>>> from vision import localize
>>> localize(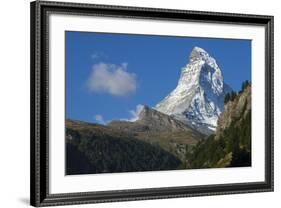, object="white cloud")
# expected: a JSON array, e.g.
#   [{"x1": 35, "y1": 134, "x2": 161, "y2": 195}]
[
  {"x1": 127, "y1": 104, "x2": 144, "y2": 122},
  {"x1": 87, "y1": 63, "x2": 137, "y2": 96},
  {"x1": 94, "y1": 114, "x2": 105, "y2": 124}
]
